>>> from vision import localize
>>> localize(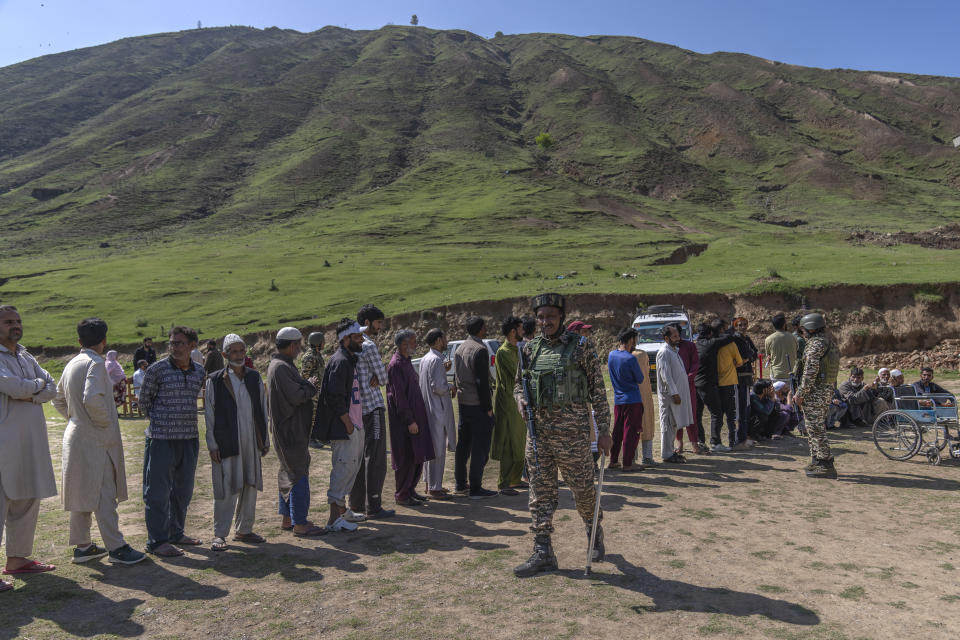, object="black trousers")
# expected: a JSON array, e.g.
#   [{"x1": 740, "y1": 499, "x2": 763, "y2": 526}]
[
  {"x1": 696, "y1": 385, "x2": 720, "y2": 445},
  {"x1": 349, "y1": 408, "x2": 388, "y2": 513},
  {"x1": 735, "y1": 379, "x2": 751, "y2": 443},
  {"x1": 455, "y1": 404, "x2": 493, "y2": 492},
  {"x1": 696, "y1": 392, "x2": 707, "y2": 444},
  {"x1": 710, "y1": 385, "x2": 738, "y2": 446}
]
